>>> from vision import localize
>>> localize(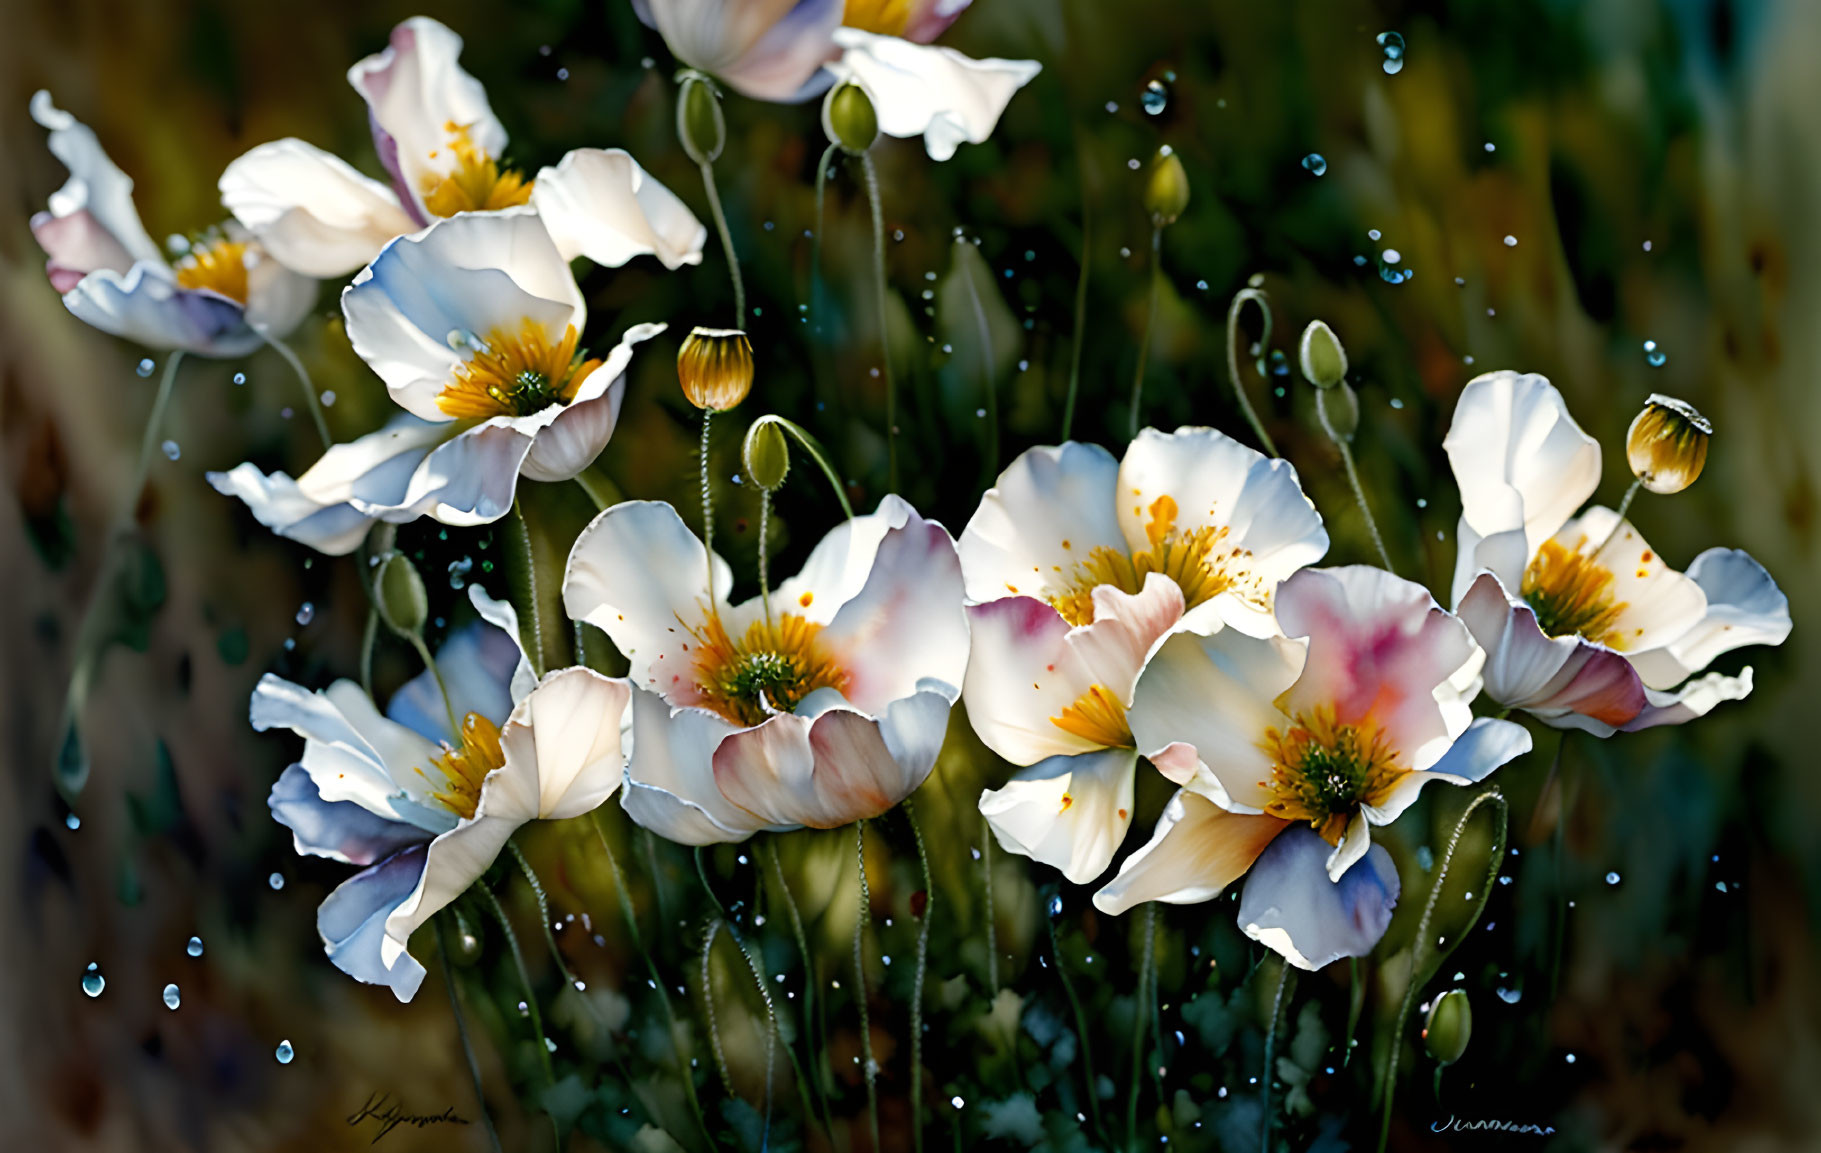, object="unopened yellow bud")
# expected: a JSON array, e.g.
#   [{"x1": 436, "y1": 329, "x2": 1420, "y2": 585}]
[
  {"x1": 743, "y1": 416, "x2": 790, "y2": 491},
  {"x1": 1422, "y1": 989, "x2": 1472, "y2": 1066},
  {"x1": 677, "y1": 73, "x2": 725, "y2": 165},
  {"x1": 1298, "y1": 320, "x2": 1348, "y2": 389},
  {"x1": 823, "y1": 82, "x2": 879, "y2": 155},
  {"x1": 1144, "y1": 146, "x2": 1190, "y2": 226},
  {"x1": 677, "y1": 327, "x2": 753, "y2": 412},
  {"x1": 1626, "y1": 394, "x2": 1710, "y2": 495}
]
